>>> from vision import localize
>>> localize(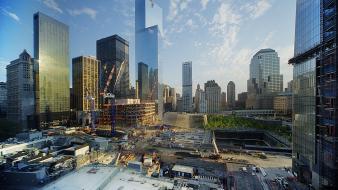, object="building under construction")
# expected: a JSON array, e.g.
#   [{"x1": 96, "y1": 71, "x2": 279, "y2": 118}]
[
  {"x1": 289, "y1": 0, "x2": 338, "y2": 189},
  {"x1": 96, "y1": 99, "x2": 155, "y2": 135}
]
